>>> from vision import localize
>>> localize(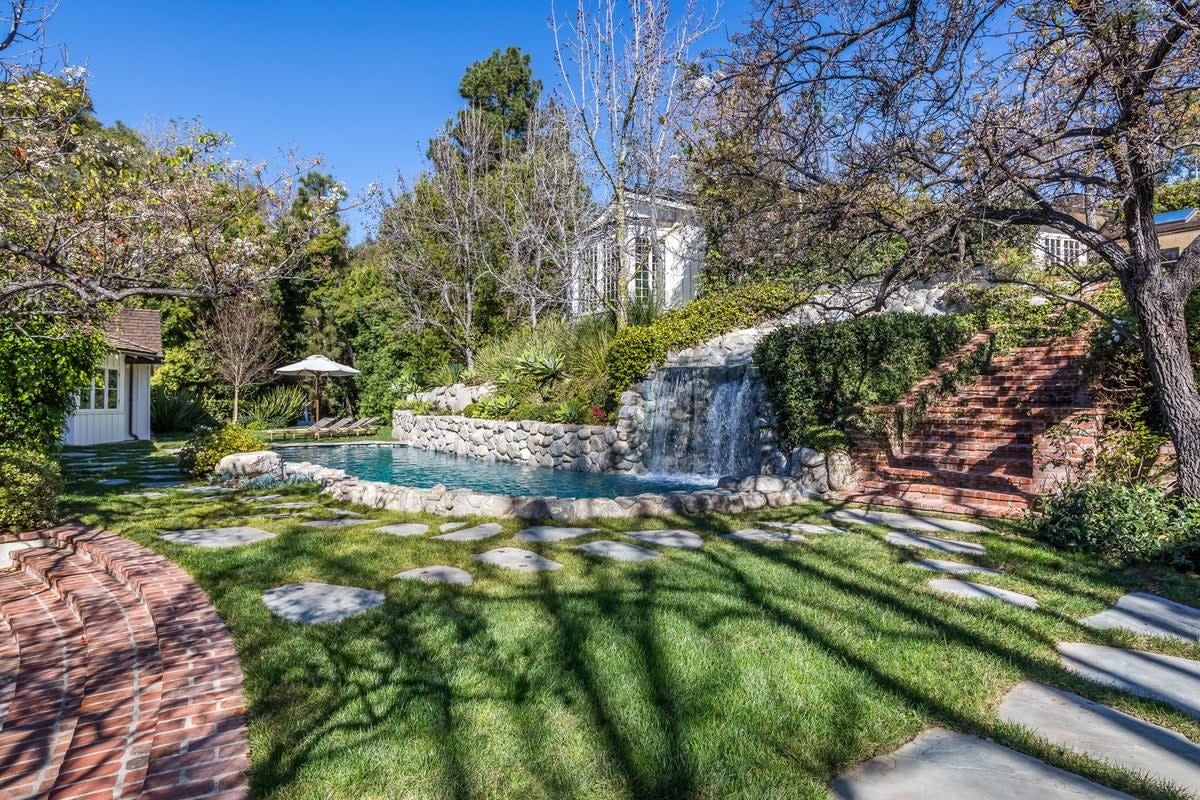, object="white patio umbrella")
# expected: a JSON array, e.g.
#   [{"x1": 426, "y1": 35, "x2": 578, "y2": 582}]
[{"x1": 275, "y1": 355, "x2": 360, "y2": 423}]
